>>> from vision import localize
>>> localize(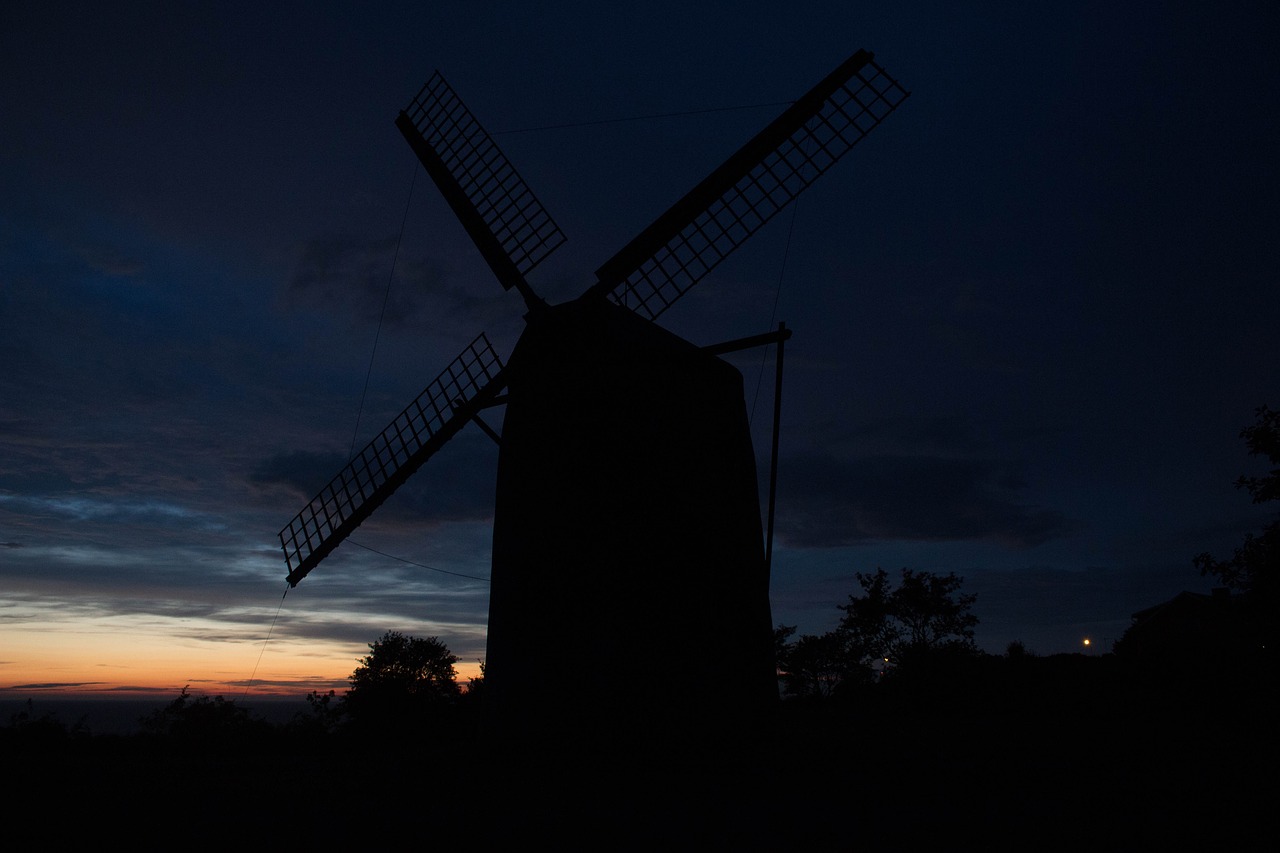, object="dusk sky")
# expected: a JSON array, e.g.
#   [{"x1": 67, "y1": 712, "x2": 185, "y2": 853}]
[{"x1": 3, "y1": 2, "x2": 1277, "y2": 704}]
